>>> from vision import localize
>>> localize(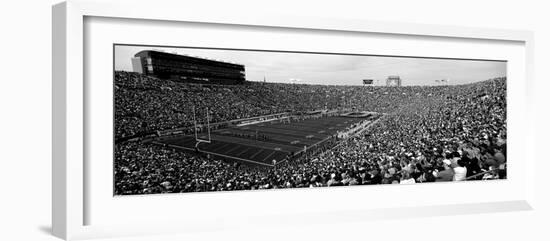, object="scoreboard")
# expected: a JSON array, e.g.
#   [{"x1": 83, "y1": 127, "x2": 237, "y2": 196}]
[{"x1": 363, "y1": 79, "x2": 374, "y2": 85}]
